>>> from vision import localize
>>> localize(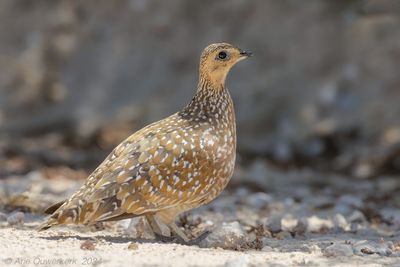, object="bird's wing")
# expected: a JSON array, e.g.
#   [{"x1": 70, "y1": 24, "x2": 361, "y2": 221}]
[{"x1": 56, "y1": 115, "x2": 219, "y2": 224}]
